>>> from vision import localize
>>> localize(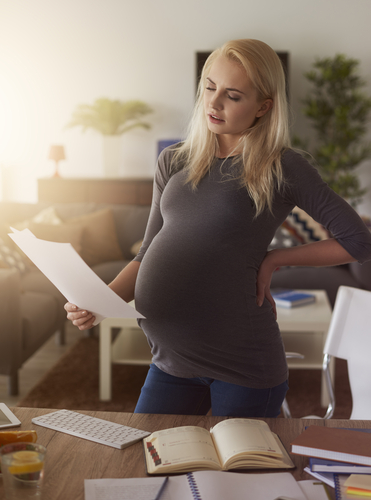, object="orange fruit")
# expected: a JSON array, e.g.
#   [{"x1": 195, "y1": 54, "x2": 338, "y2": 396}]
[
  {"x1": 0, "y1": 430, "x2": 37, "y2": 446},
  {"x1": 7, "y1": 450, "x2": 43, "y2": 475}
]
